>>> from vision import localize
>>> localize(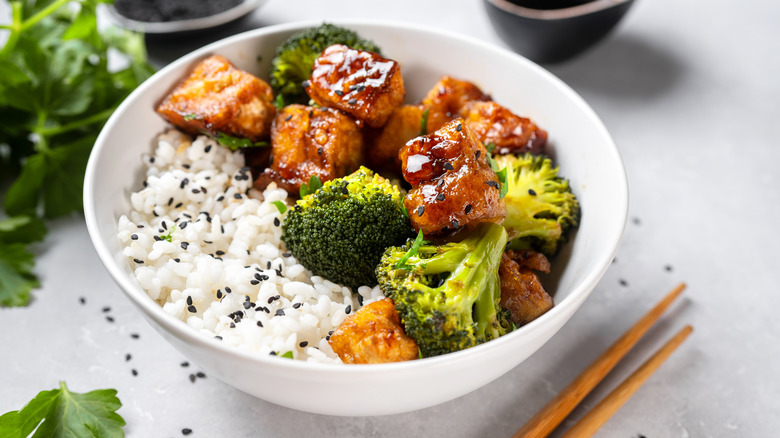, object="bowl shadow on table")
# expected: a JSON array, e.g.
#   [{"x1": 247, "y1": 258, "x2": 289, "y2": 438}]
[{"x1": 544, "y1": 34, "x2": 686, "y2": 102}]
